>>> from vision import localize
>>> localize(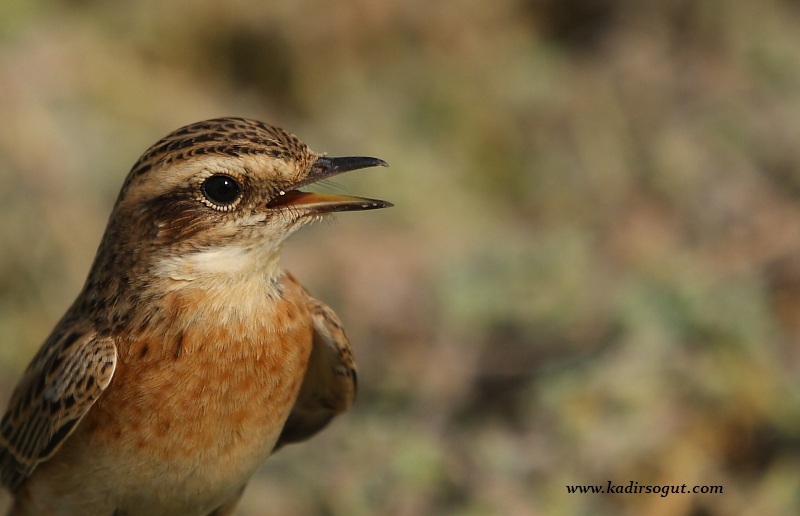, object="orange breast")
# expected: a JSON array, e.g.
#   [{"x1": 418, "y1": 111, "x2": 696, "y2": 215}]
[{"x1": 83, "y1": 278, "x2": 314, "y2": 490}]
